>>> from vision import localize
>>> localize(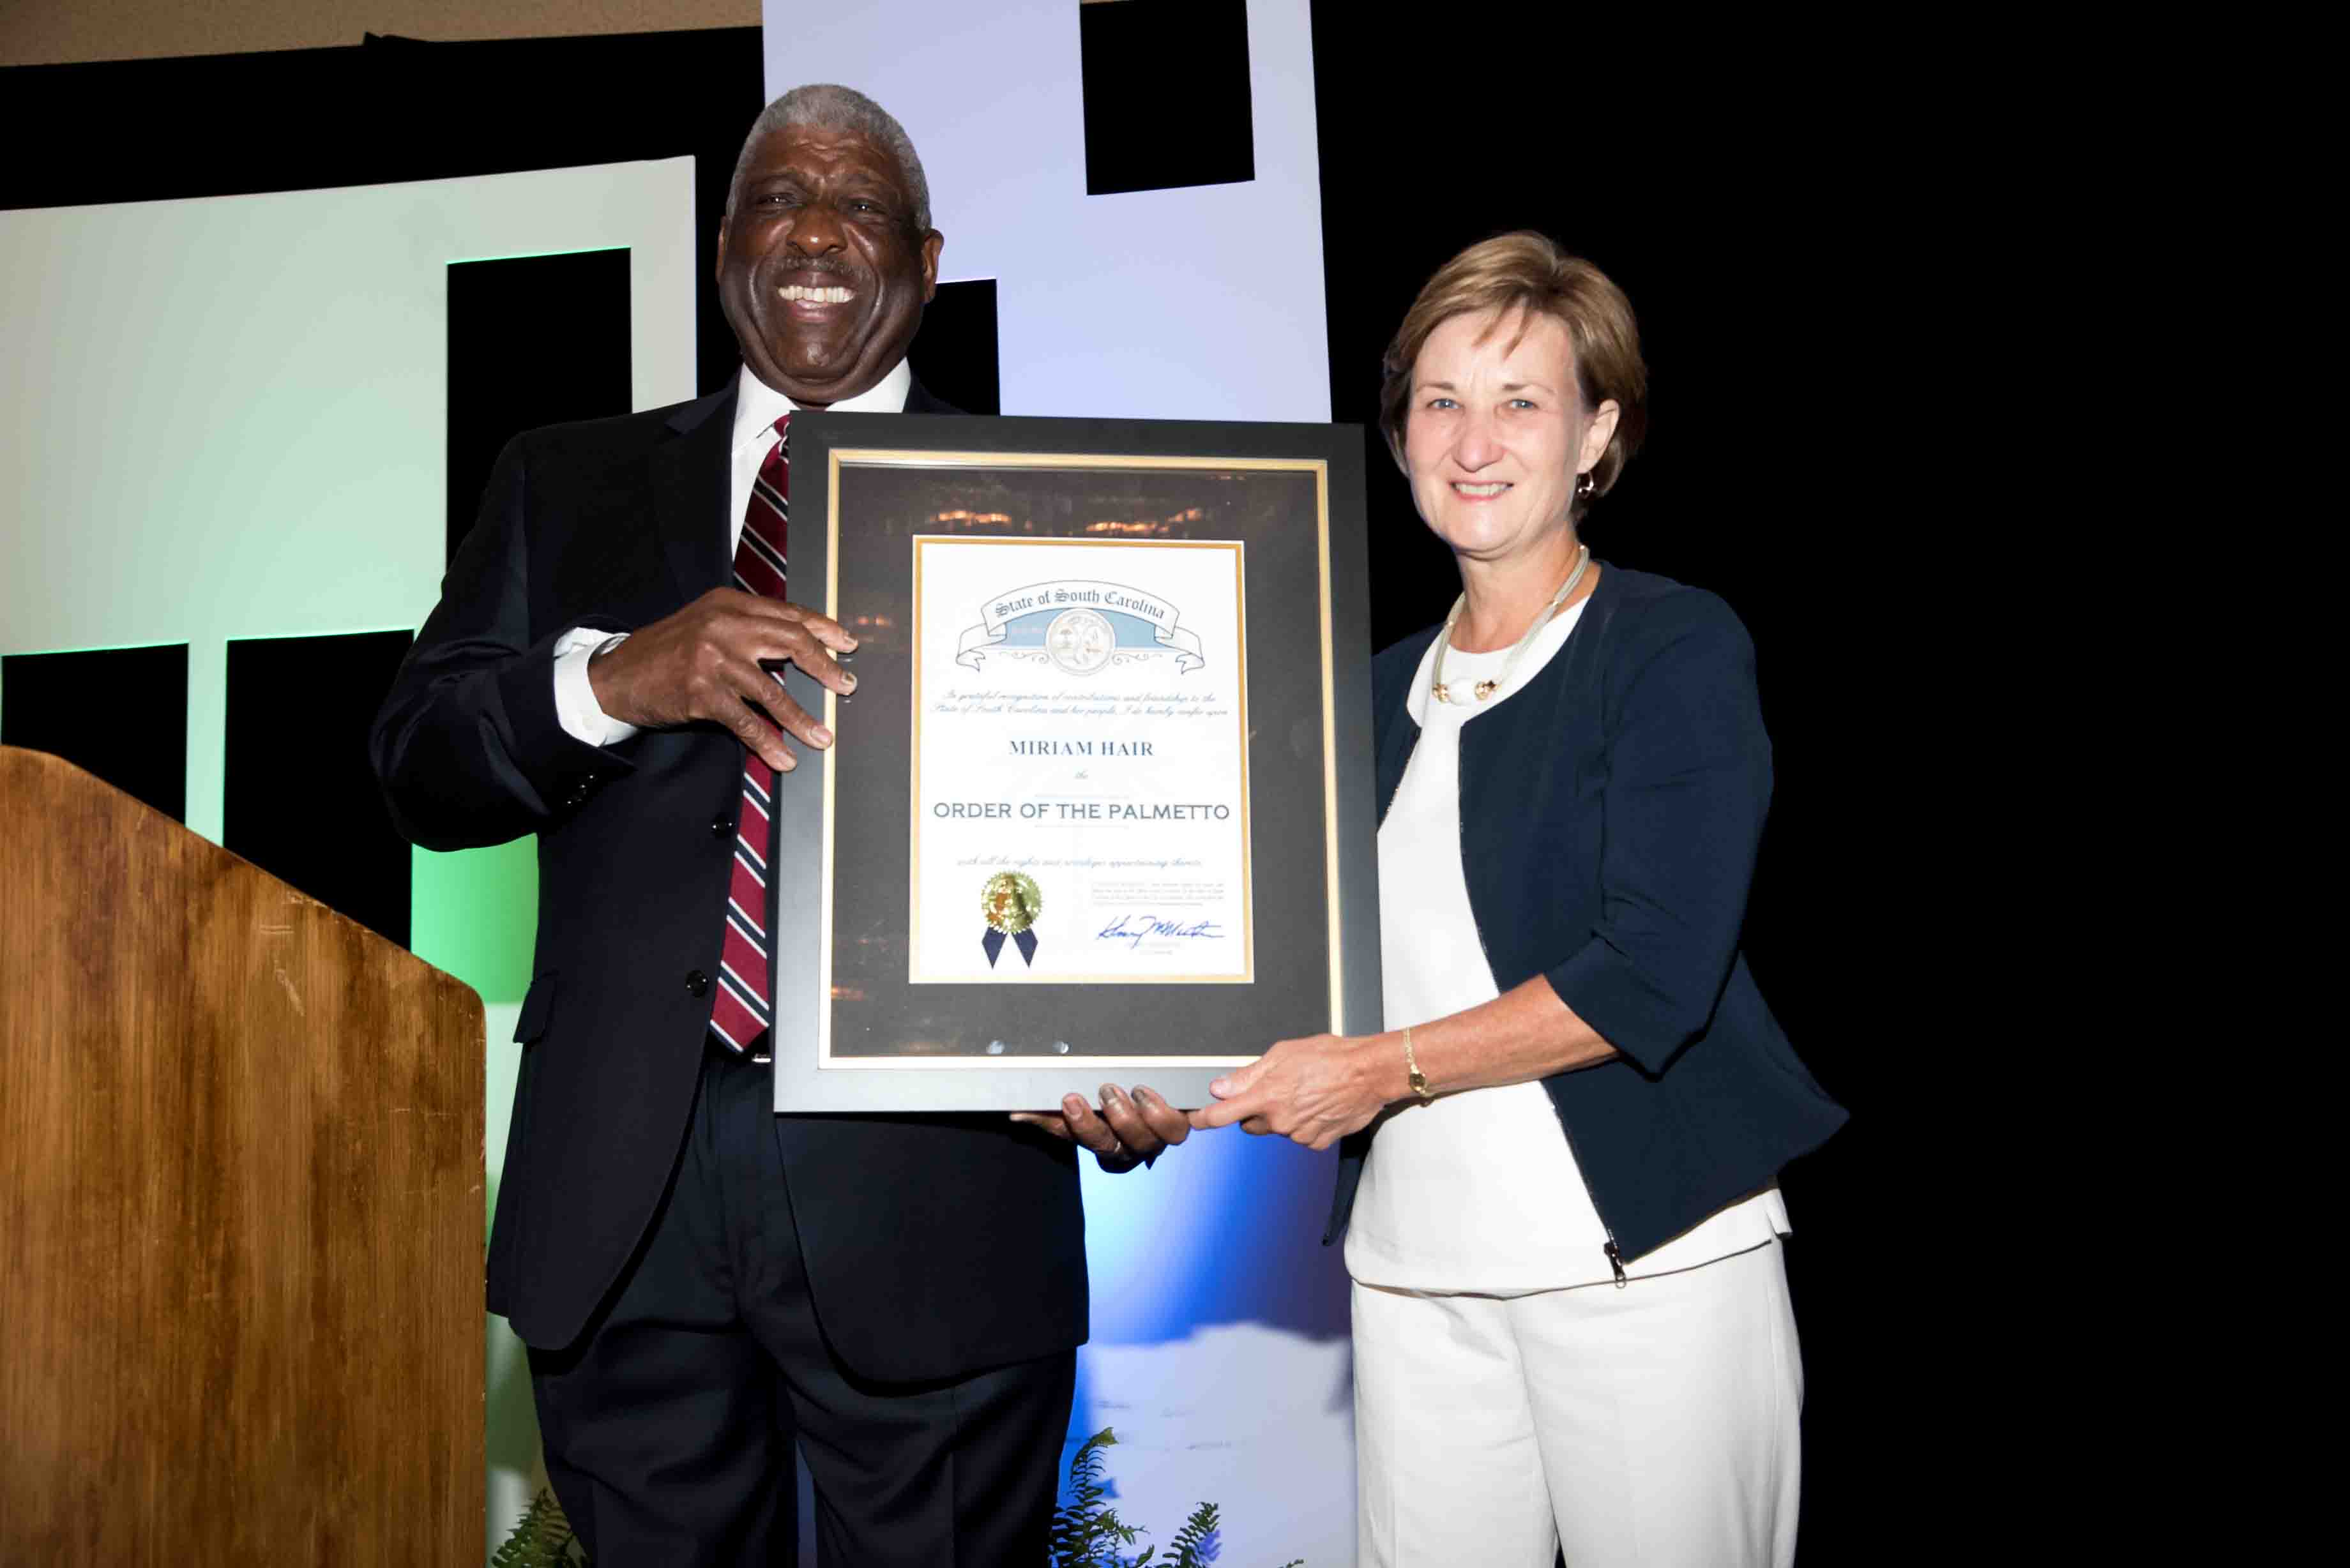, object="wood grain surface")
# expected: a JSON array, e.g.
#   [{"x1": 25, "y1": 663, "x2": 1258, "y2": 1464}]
[{"x1": 1, "y1": 746, "x2": 485, "y2": 1563}]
